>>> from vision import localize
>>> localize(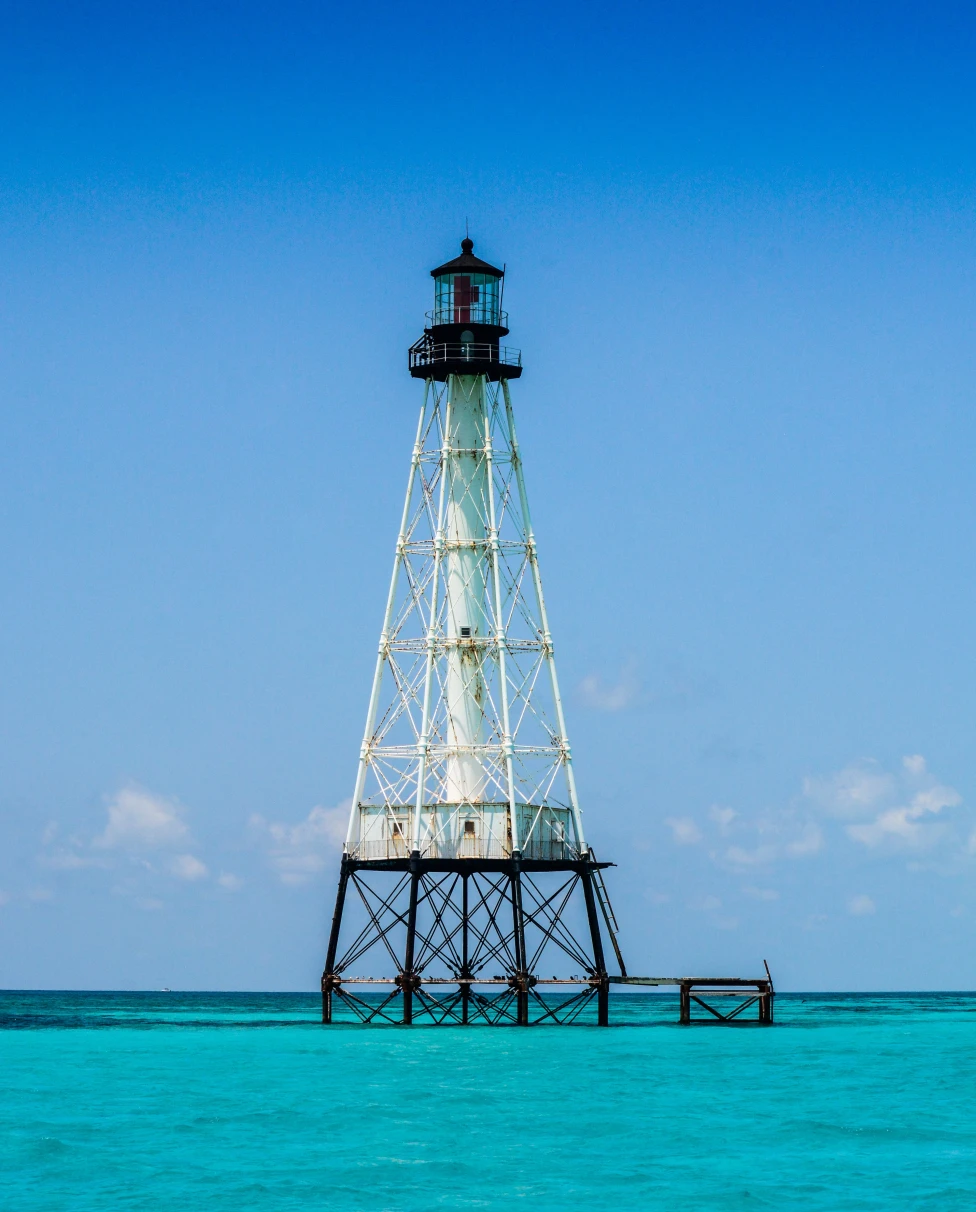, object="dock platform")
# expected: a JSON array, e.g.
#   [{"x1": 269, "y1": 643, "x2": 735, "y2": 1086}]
[{"x1": 611, "y1": 962, "x2": 775, "y2": 1023}]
